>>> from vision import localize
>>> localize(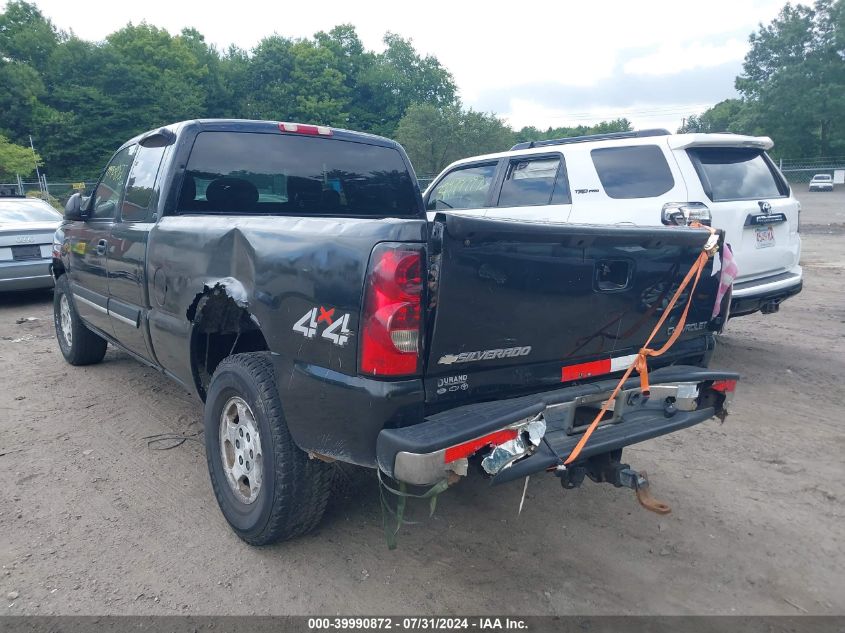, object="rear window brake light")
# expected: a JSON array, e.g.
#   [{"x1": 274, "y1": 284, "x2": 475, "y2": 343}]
[{"x1": 278, "y1": 122, "x2": 332, "y2": 136}]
